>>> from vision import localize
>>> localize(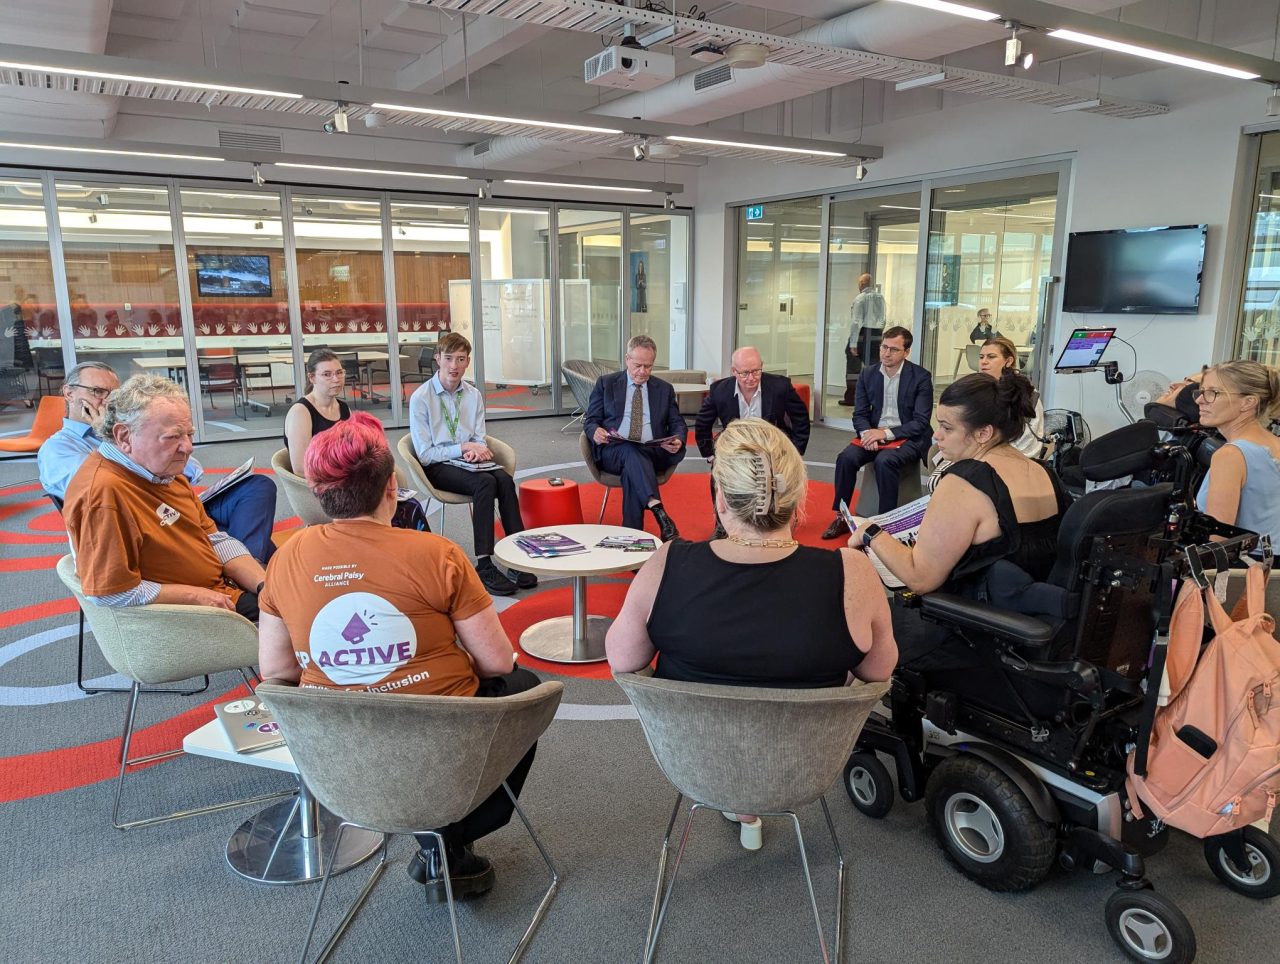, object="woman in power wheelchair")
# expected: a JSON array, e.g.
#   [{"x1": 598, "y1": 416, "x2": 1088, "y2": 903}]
[{"x1": 845, "y1": 419, "x2": 1278, "y2": 964}]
